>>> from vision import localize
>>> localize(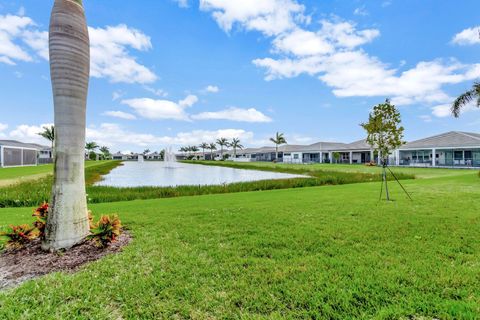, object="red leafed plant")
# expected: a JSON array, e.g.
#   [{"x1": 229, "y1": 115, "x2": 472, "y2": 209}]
[
  {"x1": 88, "y1": 215, "x2": 122, "y2": 247},
  {"x1": 0, "y1": 224, "x2": 38, "y2": 249},
  {"x1": 32, "y1": 202, "x2": 49, "y2": 239}
]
